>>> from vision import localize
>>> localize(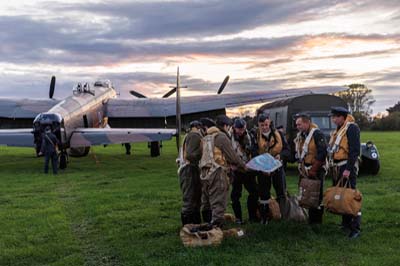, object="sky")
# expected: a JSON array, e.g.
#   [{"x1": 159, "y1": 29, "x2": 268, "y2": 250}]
[{"x1": 0, "y1": 0, "x2": 399, "y2": 114}]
